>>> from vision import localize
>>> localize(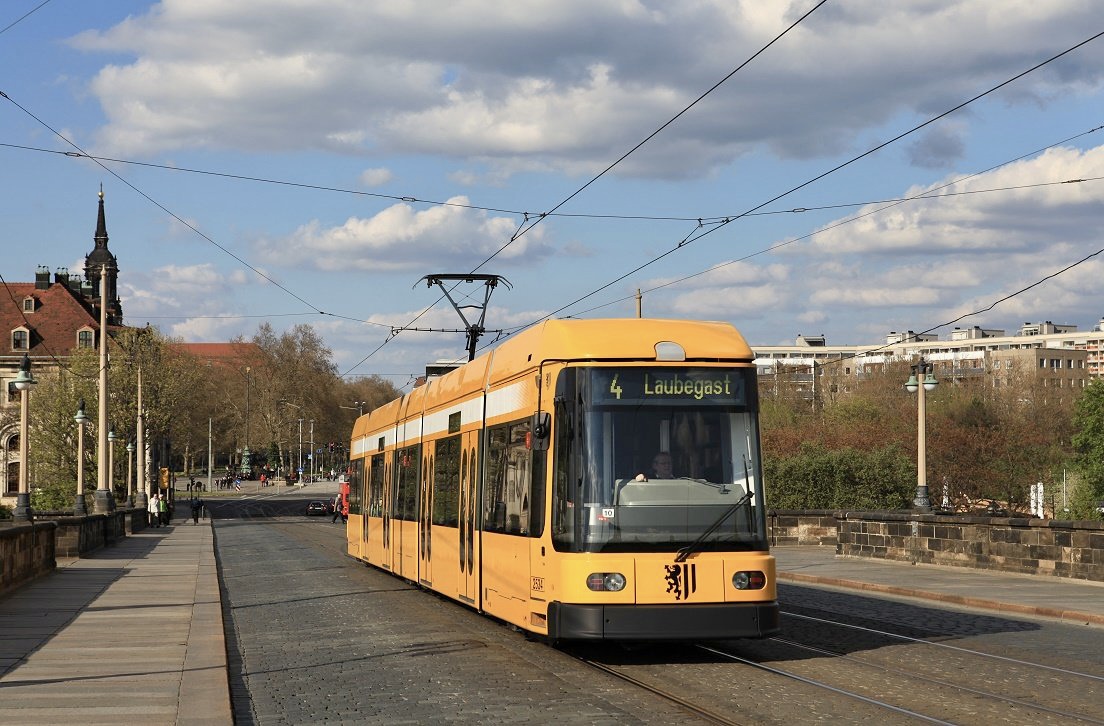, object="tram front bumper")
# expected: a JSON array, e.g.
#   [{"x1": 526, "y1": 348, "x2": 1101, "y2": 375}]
[{"x1": 546, "y1": 601, "x2": 780, "y2": 641}]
